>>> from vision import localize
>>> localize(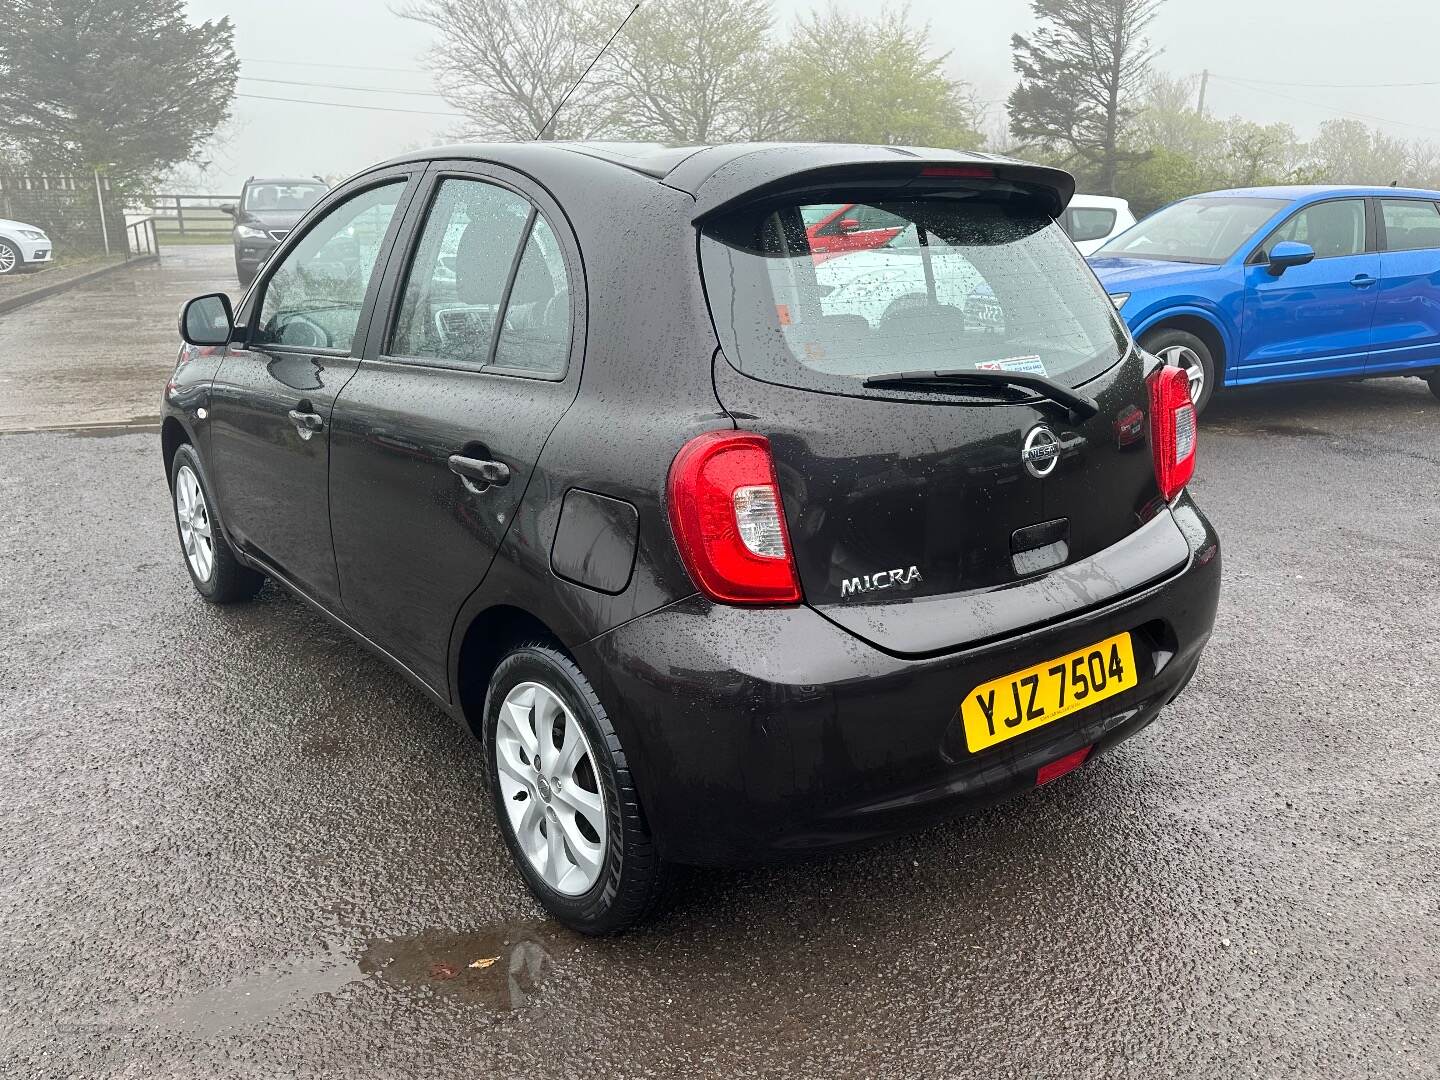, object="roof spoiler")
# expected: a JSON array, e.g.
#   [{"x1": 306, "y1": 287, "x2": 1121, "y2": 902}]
[{"x1": 674, "y1": 145, "x2": 1075, "y2": 223}]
